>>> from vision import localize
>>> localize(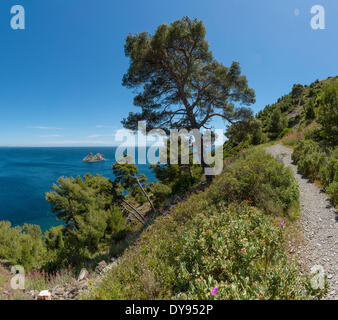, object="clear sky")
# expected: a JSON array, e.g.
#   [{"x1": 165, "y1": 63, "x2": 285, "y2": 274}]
[{"x1": 0, "y1": 0, "x2": 337, "y2": 146}]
